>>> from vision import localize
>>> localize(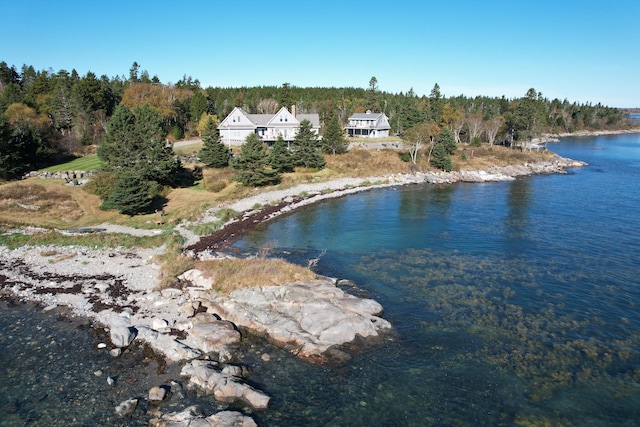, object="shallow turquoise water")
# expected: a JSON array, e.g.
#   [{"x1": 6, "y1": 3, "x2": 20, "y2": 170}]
[
  {"x1": 2, "y1": 134, "x2": 639, "y2": 426},
  {"x1": 234, "y1": 133, "x2": 640, "y2": 426}
]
